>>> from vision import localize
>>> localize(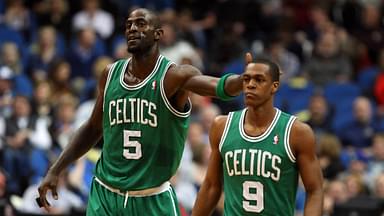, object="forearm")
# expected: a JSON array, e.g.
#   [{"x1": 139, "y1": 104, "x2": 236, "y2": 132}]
[
  {"x1": 303, "y1": 189, "x2": 323, "y2": 216},
  {"x1": 49, "y1": 122, "x2": 102, "y2": 175},
  {"x1": 192, "y1": 183, "x2": 222, "y2": 216}
]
